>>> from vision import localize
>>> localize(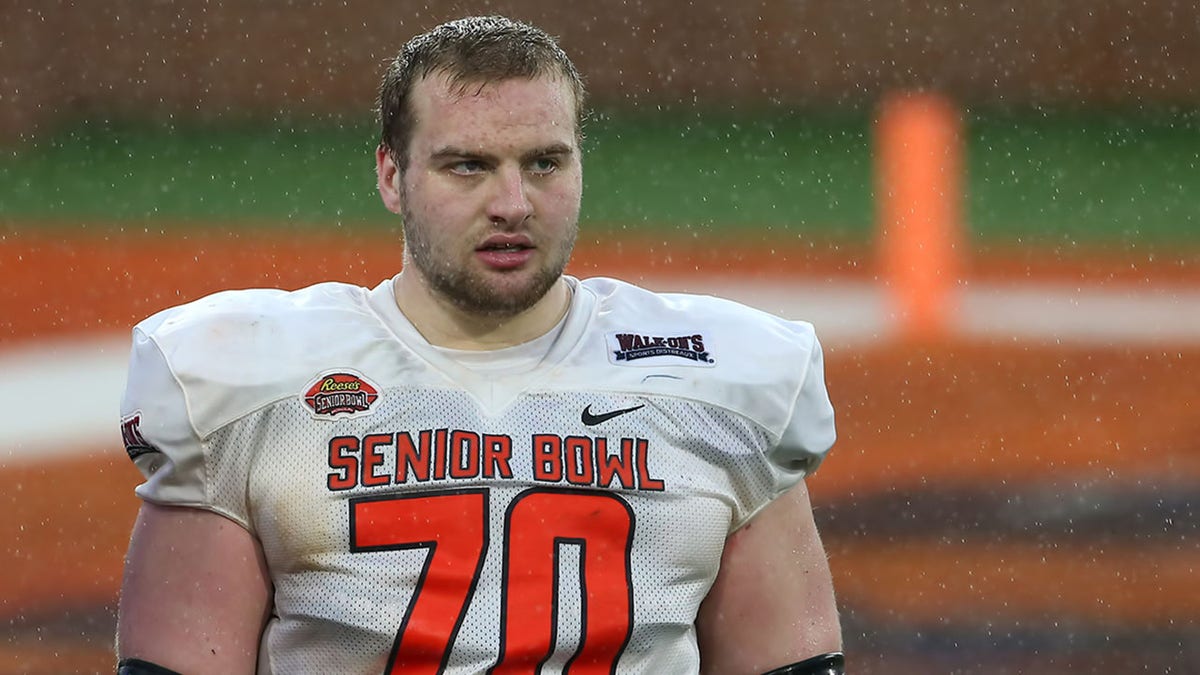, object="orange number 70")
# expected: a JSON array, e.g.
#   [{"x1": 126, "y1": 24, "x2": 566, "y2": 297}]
[{"x1": 351, "y1": 487, "x2": 636, "y2": 674}]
